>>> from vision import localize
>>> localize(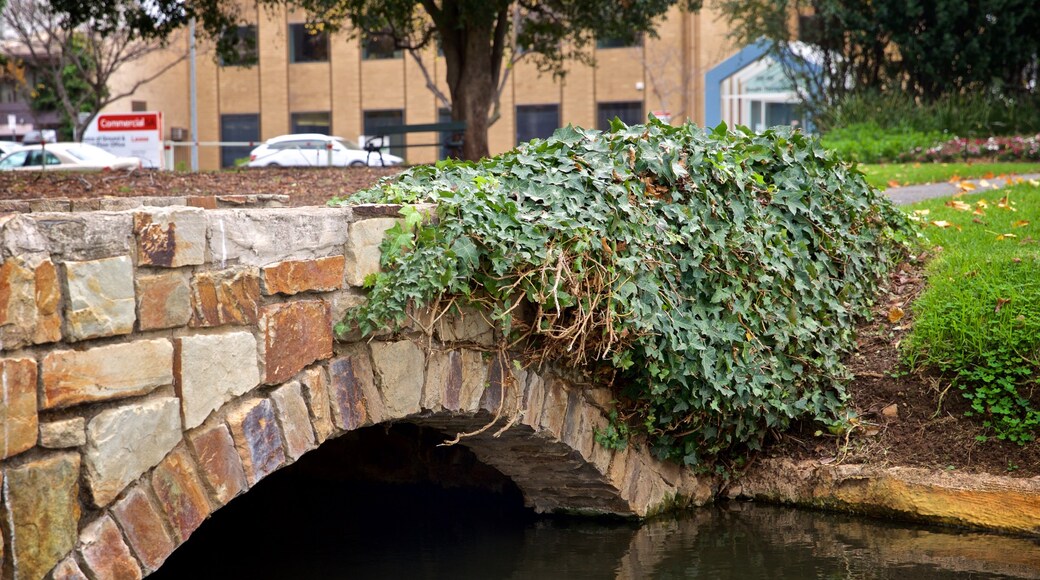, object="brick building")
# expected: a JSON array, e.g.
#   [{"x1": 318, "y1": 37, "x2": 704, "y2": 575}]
[{"x1": 107, "y1": 5, "x2": 739, "y2": 170}]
